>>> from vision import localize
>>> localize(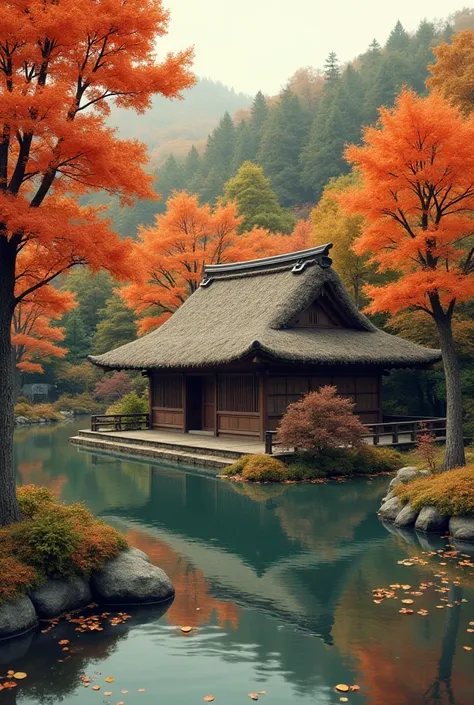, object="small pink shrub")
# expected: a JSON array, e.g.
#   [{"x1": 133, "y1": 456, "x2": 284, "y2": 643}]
[
  {"x1": 276, "y1": 385, "x2": 366, "y2": 453},
  {"x1": 93, "y1": 371, "x2": 133, "y2": 402}
]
